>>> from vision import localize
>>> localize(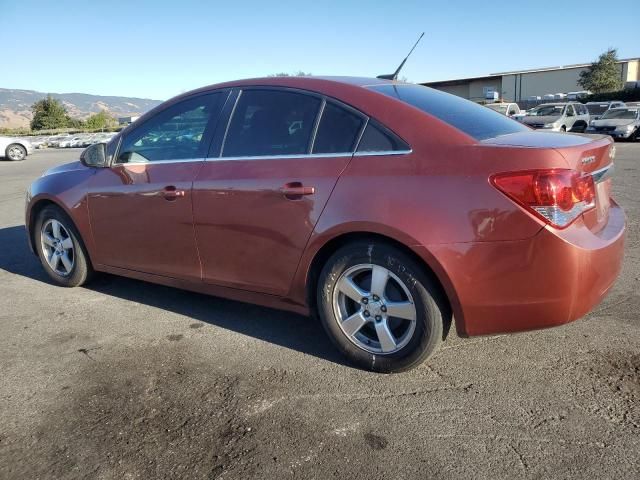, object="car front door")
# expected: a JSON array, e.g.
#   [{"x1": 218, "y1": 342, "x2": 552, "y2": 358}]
[
  {"x1": 87, "y1": 91, "x2": 228, "y2": 281},
  {"x1": 193, "y1": 88, "x2": 366, "y2": 296}
]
